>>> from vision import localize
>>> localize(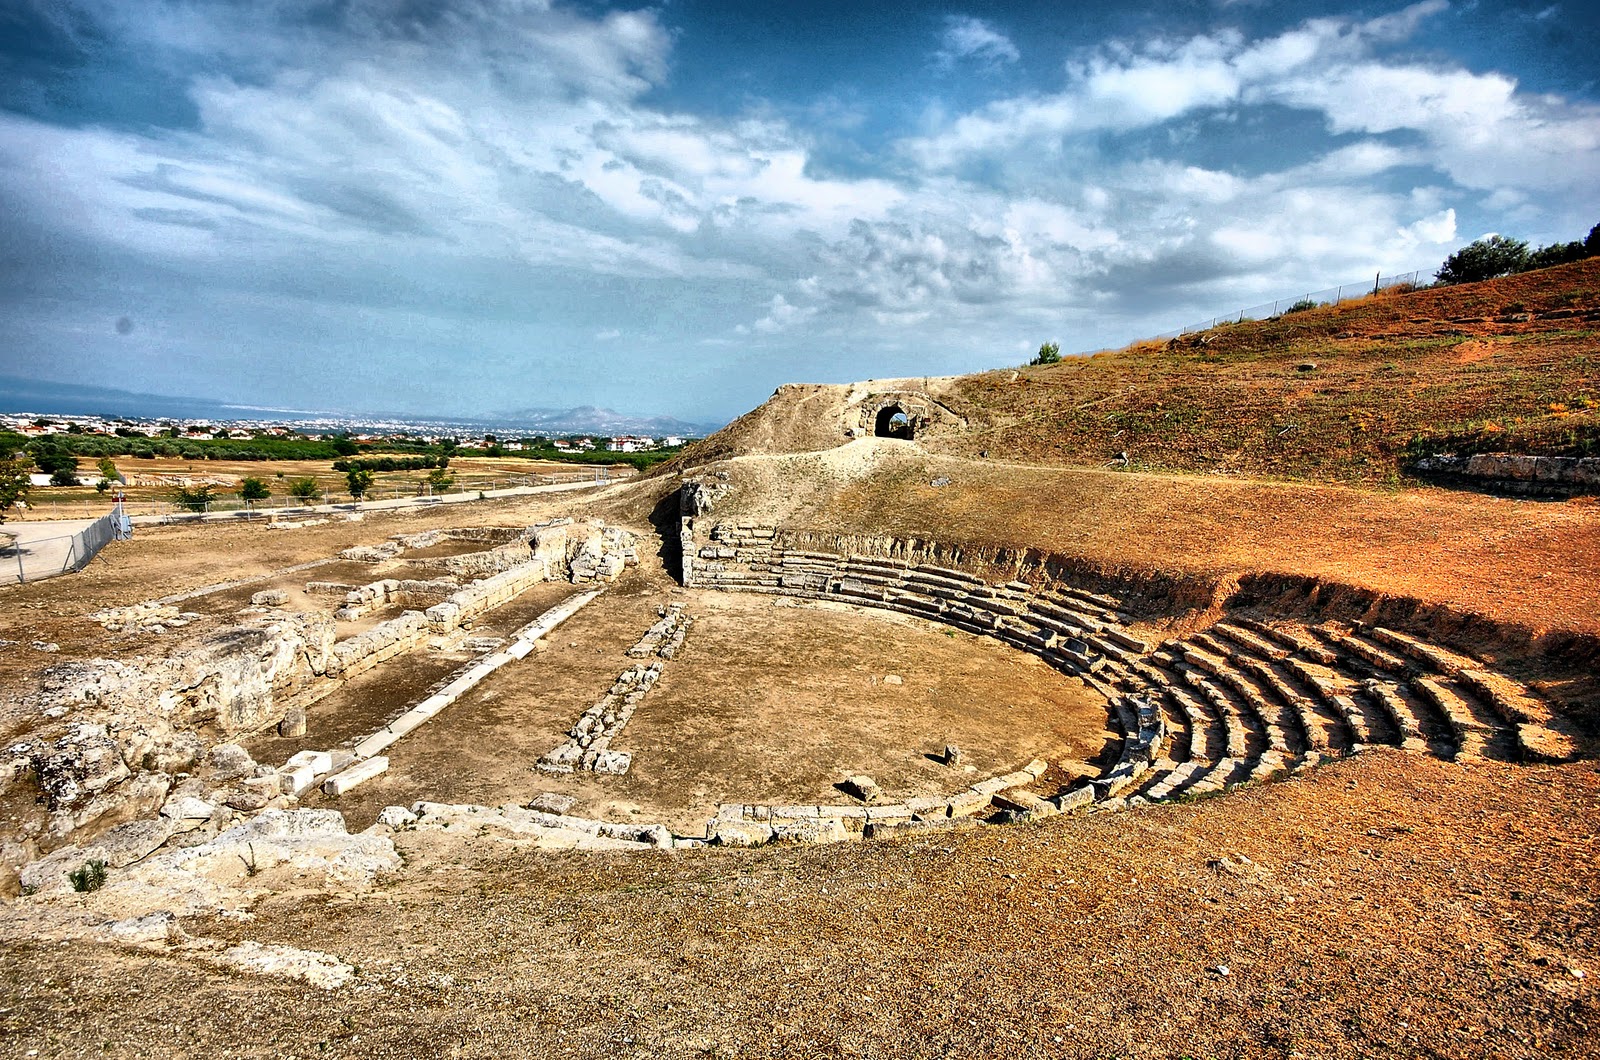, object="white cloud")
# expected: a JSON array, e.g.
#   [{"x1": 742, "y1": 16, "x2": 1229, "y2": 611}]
[
  {"x1": 936, "y1": 16, "x2": 1021, "y2": 69},
  {"x1": 751, "y1": 294, "x2": 818, "y2": 334},
  {"x1": 4, "y1": 0, "x2": 1598, "y2": 418}
]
